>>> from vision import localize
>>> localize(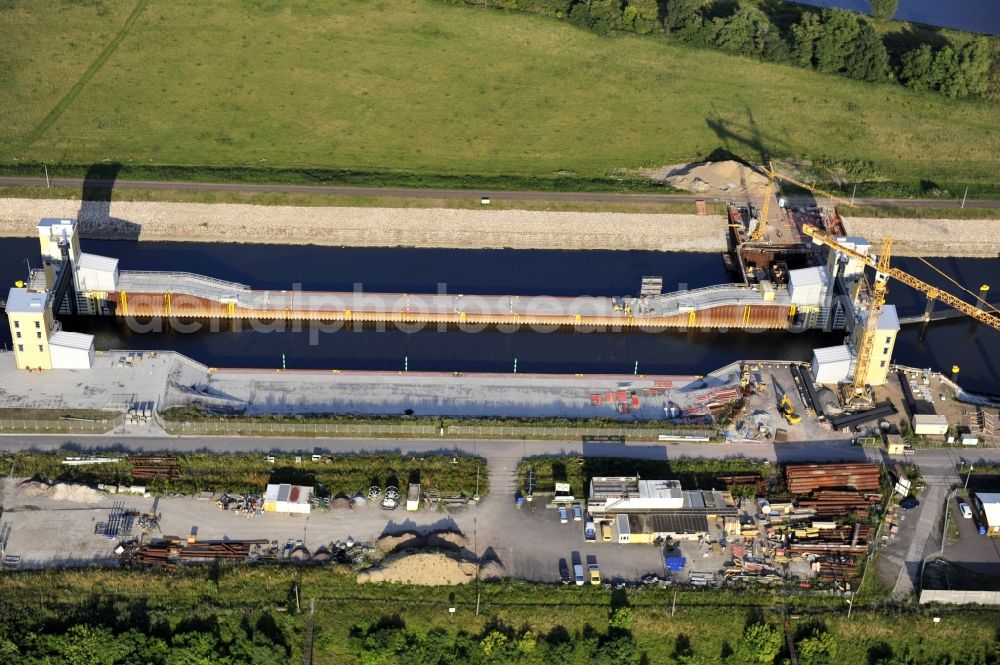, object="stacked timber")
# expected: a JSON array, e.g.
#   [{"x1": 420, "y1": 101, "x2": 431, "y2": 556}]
[{"x1": 785, "y1": 463, "x2": 880, "y2": 494}]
